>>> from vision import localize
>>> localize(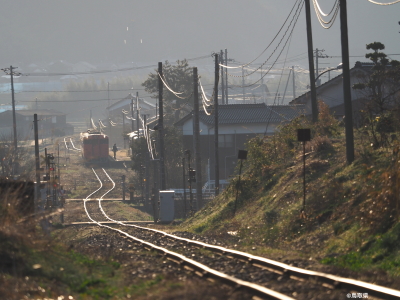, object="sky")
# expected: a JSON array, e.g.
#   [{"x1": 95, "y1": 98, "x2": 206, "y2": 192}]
[{"x1": 0, "y1": 0, "x2": 398, "y2": 69}]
